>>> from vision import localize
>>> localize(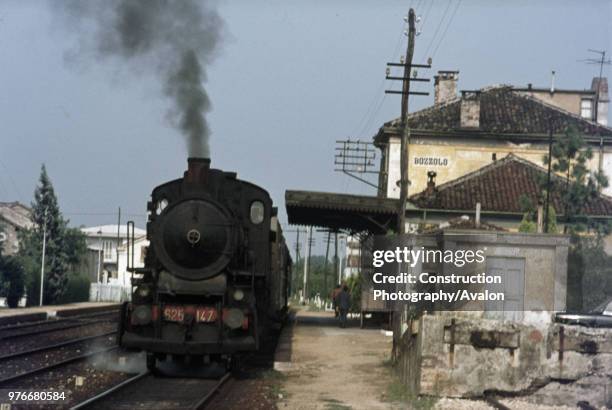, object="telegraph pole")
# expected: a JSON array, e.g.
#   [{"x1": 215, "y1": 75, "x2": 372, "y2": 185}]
[
  {"x1": 117, "y1": 207, "x2": 121, "y2": 284},
  {"x1": 398, "y1": 10, "x2": 415, "y2": 234},
  {"x1": 385, "y1": 8, "x2": 430, "y2": 234},
  {"x1": 286, "y1": 228, "x2": 306, "y2": 297},
  {"x1": 39, "y1": 208, "x2": 48, "y2": 306},
  {"x1": 544, "y1": 117, "x2": 553, "y2": 233},
  {"x1": 334, "y1": 231, "x2": 339, "y2": 285},
  {"x1": 303, "y1": 226, "x2": 313, "y2": 302},
  {"x1": 324, "y1": 231, "x2": 330, "y2": 293}
]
